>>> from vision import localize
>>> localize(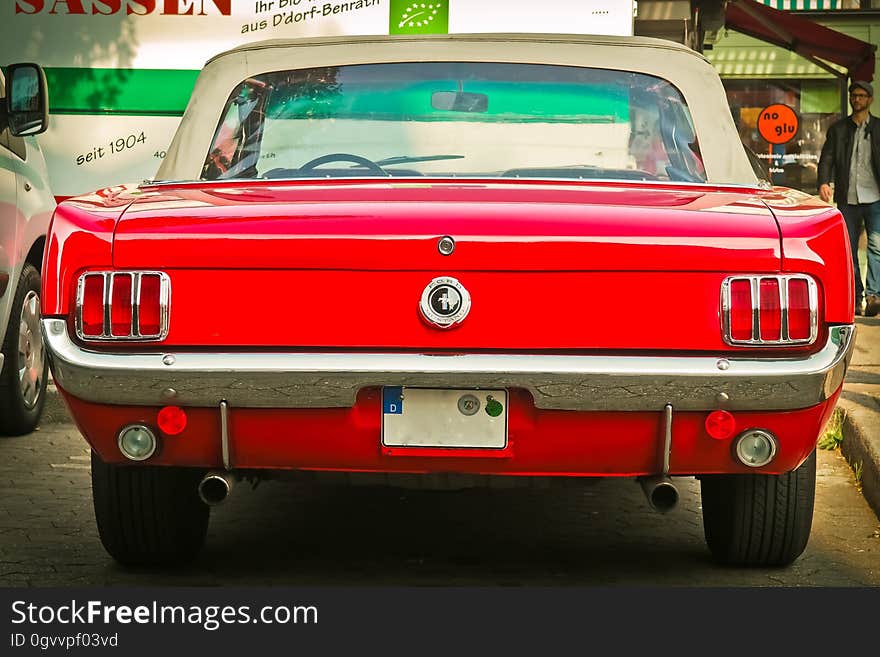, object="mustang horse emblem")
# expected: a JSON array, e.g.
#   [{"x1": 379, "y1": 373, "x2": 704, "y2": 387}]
[{"x1": 420, "y1": 276, "x2": 471, "y2": 328}]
